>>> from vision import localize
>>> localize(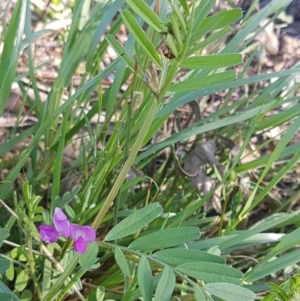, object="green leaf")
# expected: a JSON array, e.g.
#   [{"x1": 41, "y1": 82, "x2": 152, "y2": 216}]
[
  {"x1": 15, "y1": 269, "x2": 29, "y2": 292},
  {"x1": 203, "y1": 8, "x2": 242, "y2": 33},
  {"x1": 154, "y1": 266, "x2": 175, "y2": 301},
  {"x1": 32, "y1": 216, "x2": 42, "y2": 222},
  {"x1": 87, "y1": 286, "x2": 105, "y2": 301},
  {"x1": 105, "y1": 203, "x2": 163, "y2": 241},
  {"x1": 190, "y1": 26, "x2": 231, "y2": 54},
  {"x1": 106, "y1": 34, "x2": 138, "y2": 74},
  {"x1": 193, "y1": 0, "x2": 216, "y2": 34},
  {"x1": 169, "y1": 8, "x2": 184, "y2": 46},
  {"x1": 0, "y1": 281, "x2": 20, "y2": 300},
  {"x1": 0, "y1": 293, "x2": 15, "y2": 300},
  {"x1": 79, "y1": 242, "x2": 99, "y2": 270},
  {"x1": 126, "y1": 0, "x2": 165, "y2": 32},
  {"x1": 6, "y1": 263, "x2": 14, "y2": 281},
  {"x1": 176, "y1": 262, "x2": 243, "y2": 284},
  {"x1": 20, "y1": 290, "x2": 33, "y2": 301},
  {"x1": 191, "y1": 8, "x2": 242, "y2": 45},
  {"x1": 180, "y1": 54, "x2": 242, "y2": 69},
  {"x1": 129, "y1": 227, "x2": 200, "y2": 250},
  {"x1": 206, "y1": 283, "x2": 256, "y2": 301},
  {"x1": 194, "y1": 285, "x2": 207, "y2": 301},
  {"x1": 0, "y1": 258, "x2": 10, "y2": 274},
  {"x1": 0, "y1": 229, "x2": 9, "y2": 246},
  {"x1": 153, "y1": 248, "x2": 225, "y2": 266},
  {"x1": 268, "y1": 283, "x2": 288, "y2": 301},
  {"x1": 122, "y1": 10, "x2": 162, "y2": 68},
  {"x1": 114, "y1": 247, "x2": 131, "y2": 277},
  {"x1": 169, "y1": 71, "x2": 236, "y2": 92},
  {"x1": 137, "y1": 256, "x2": 153, "y2": 301},
  {"x1": 172, "y1": 4, "x2": 187, "y2": 34}
]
